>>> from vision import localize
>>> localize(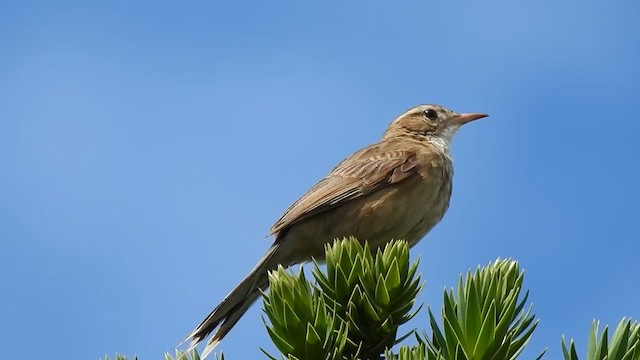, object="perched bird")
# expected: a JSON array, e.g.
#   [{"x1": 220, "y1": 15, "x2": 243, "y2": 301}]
[{"x1": 185, "y1": 104, "x2": 487, "y2": 357}]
